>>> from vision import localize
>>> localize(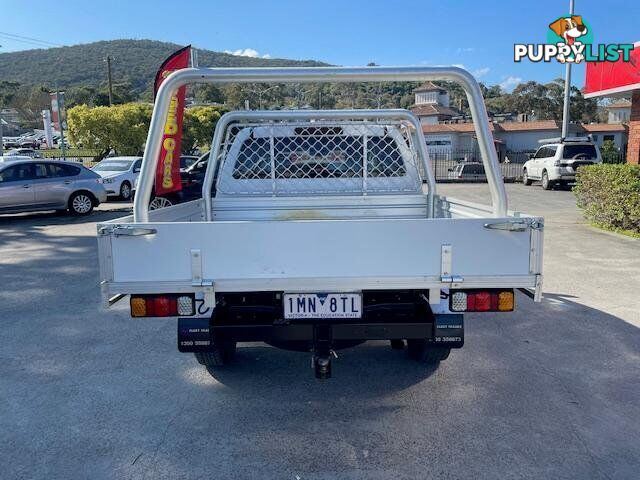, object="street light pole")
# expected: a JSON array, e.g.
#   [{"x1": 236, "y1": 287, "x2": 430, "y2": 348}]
[
  {"x1": 244, "y1": 85, "x2": 279, "y2": 110},
  {"x1": 561, "y1": 0, "x2": 575, "y2": 139}
]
